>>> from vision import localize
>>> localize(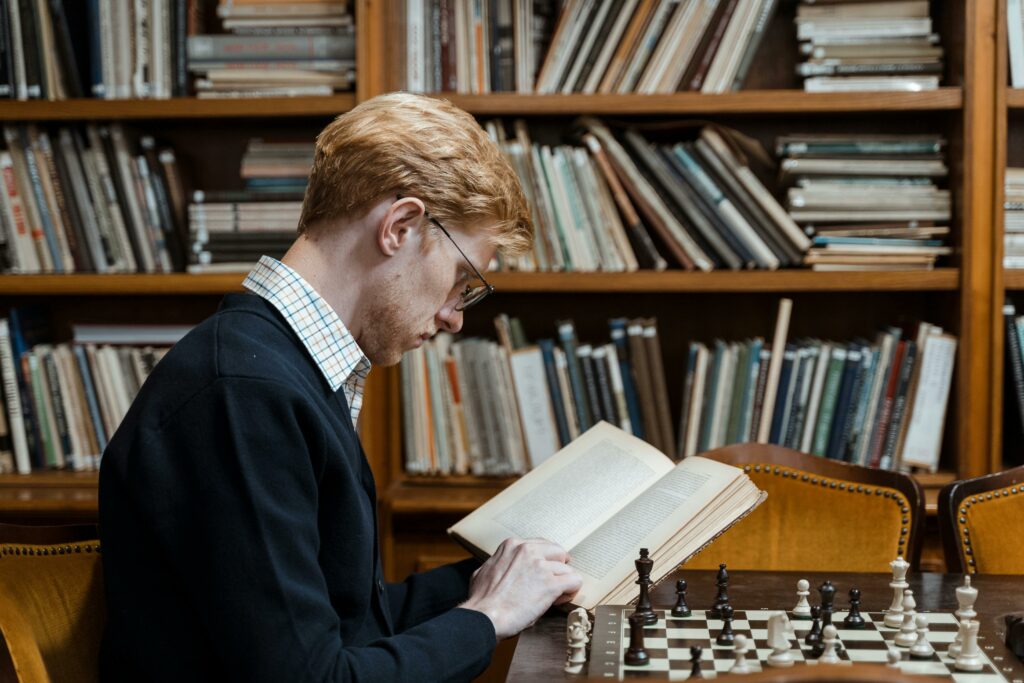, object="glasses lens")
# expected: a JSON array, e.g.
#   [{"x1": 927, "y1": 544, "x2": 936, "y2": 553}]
[{"x1": 457, "y1": 284, "x2": 492, "y2": 311}]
